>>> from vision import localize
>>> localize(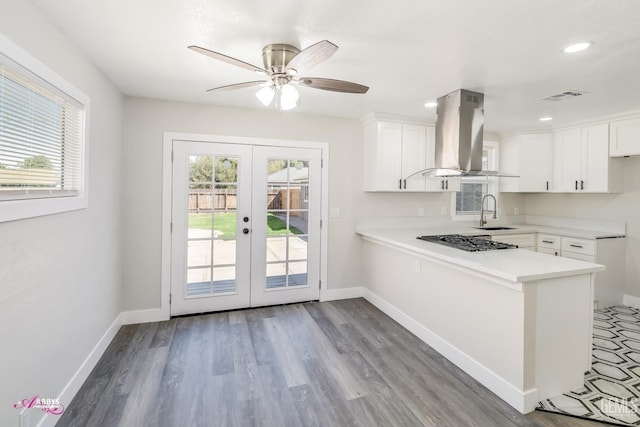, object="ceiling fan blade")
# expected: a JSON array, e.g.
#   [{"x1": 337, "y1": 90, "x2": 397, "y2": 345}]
[
  {"x1": 188, "y1": 45, "x2": 268, "y2": 75},
  {"x1": 297, "y1": 77, "x2": 369, "y2": 94},
  {"x1": 206, "y1": 81, "x2": 270, "y2": 92},
  {"x1": 285, "y1": 40, "x2": 338, "y2": 75}
]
